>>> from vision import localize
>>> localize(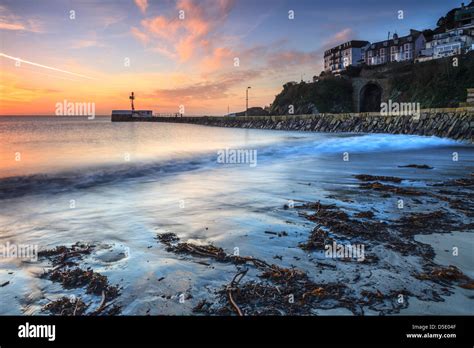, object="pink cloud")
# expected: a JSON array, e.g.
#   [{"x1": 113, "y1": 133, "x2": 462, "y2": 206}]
[
  {"x1": 134, "y1": 0, "x2": 148, "y2": 14},
  {"x1": 150, "y1": 69, "x2": 261, "y2": 101},
  {"x1": 0, "y1": 22, "x2": 25, "y2": 31},
  {"x1": 267, "y1": 50, "x2": 321, "y2": 70},
  {"x1": 70, "y1": 39, "x2": 105, "y2": 49},
  {"x1": 0, "y1": 6, "x2": 43, "y2": 33},
  {"x1": 131, "y1": 26, "x2": 149, "y2": 44},
  {"x1": 199, "y1": 46, "x2": 234, "y2": 72},
  {"x1": 131, "y1": 0, "x2": 235, "y2": 62},
  {"x1": 324, "y1": 28, "x2": 354, "y2": 47}
]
